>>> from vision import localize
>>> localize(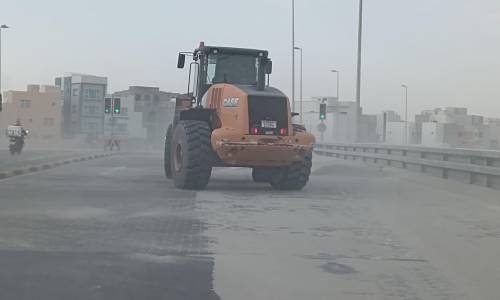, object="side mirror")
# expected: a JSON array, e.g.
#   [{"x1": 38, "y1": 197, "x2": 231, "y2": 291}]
[
  {"x1": 177, "y1": 53, "x2": 186, "y2": 69},
  {"x1": 265, "y1": 59, "x2": 273, "y2": 74}
]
